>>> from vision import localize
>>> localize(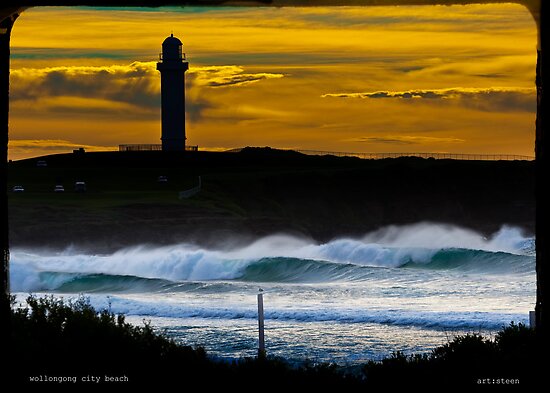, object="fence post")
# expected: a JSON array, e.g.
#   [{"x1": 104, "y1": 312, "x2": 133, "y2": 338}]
[{"x1": 258, "y1": 290, "x2": 265, "y2": 359}]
